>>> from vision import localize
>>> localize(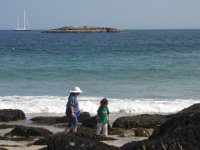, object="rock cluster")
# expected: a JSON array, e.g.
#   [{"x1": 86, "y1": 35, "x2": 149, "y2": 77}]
[
  {"x1": 121, "y1": 104, "x2": 200, "y2": 150},
  {"x1": 47, "y1": 130, "x2": 119, "y2": 150}
]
